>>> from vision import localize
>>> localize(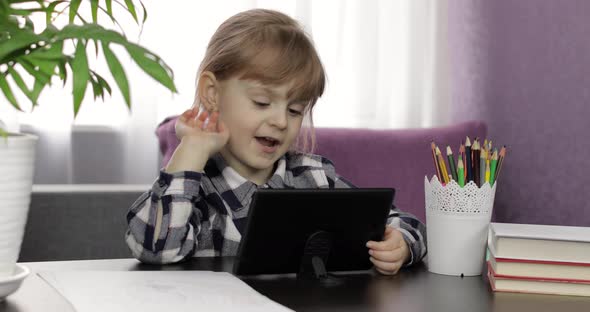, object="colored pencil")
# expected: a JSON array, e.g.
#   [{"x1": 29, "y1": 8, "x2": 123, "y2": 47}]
[
  {"x1": 446, "y1": 146, "x2": 458, "y2": 182},
  {"x1": 457, "y1": 158, "x2": 465, "y2": 187},
  {"x1": 431, "y1": 141, "x2": 442, "y2": 181},
  {"x1": 459, "y1": 144, "x2": 466, "y2": 179},
  {"x1": 485, "y1": 158, "x2": 491, "y2": 184},
  {"x1": 465, "y1": 137, "x2": 473, "y2": 183},
  {"x1": 436, "y1": 146, "x2": 450, "y2": 183},
  {"x1": 495, "y1": 146, "x2": 507, "y2": 182},
  {"x1": 489, "y1": 149, "x2": 498, "y2": 186},
  {"x1": 473, "y1": 140, "x2": 481, "y2": 187},
  {"x1": 480, "y1": 148, "x2": 487, "y2": 187}
]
